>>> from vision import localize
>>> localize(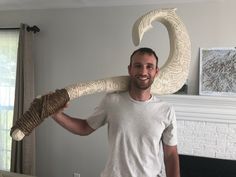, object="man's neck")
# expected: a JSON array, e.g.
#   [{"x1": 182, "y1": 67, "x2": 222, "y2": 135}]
[{"x1": 128, "y1": 88, "x2": 152, "y2": 101}]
